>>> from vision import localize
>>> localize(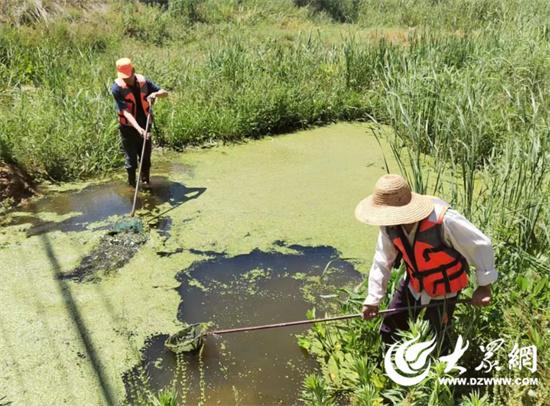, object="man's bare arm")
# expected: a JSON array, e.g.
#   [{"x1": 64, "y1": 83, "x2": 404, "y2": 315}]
[
  {"x1": 122, "y1": 110, "x2": 147, "y2": 137},
  {"x1": 147, "y1": 89, "x2": 169, "y2": 102}
]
